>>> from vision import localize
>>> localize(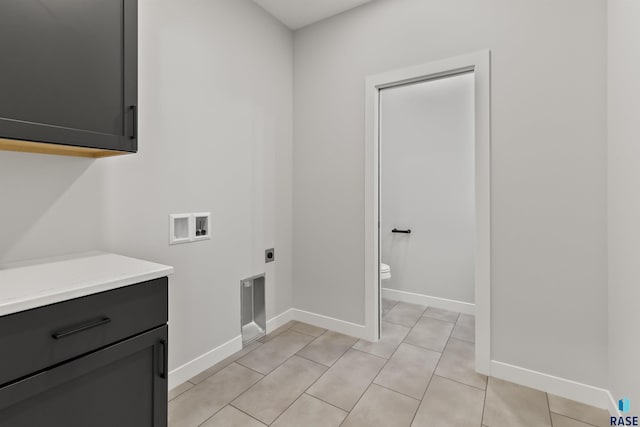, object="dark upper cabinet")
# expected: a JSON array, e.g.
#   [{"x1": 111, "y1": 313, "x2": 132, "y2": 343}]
[{"x1": 0, "y1": 0, "x2": 137, "y2": 158}]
